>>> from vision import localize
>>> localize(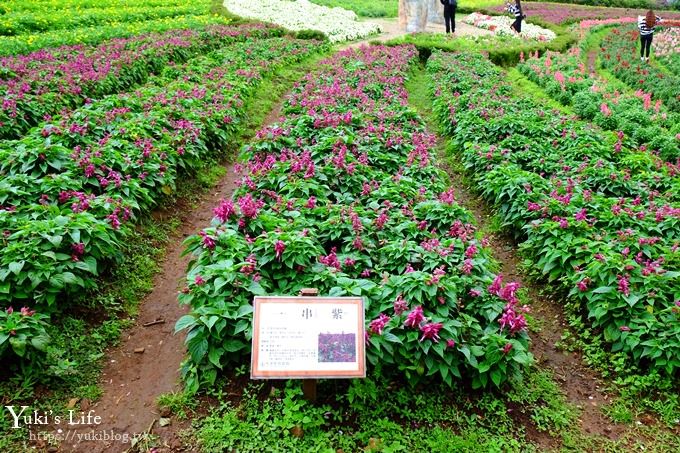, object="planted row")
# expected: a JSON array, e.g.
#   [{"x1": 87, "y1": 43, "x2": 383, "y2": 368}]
[
  {"x1": 176, "y1": 45, "x2": 531, "y2": 394},
  {"x1": 0, "y1": 13, "x2": 233, "y2": 57},
  {"x1": 0, "y1": 0, "x2": 193, "y2": 15},
  {"x1": 428, "y1": 51, "x2": 680, "y2": 376},
  {"x1": 599, "y1": 26, "x2": 680, "y2": 113},
  {"x1": 0, "y1": 4, "x2": 210, "y2": 36},
  {"x1": 517, "y1": 48, "x2": 680, "y2": 161},
  {"x1": 0, "y1": 23, "x2": 280, "y2": 140},
  {"x1": 0, "y1": 37, "x2": 323, "y2": 317}
]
